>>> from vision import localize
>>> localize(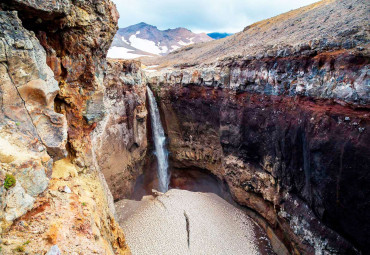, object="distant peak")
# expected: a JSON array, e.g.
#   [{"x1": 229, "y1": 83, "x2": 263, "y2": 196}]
[
  {"x1": 137, "y1": 22, "x2": 150, "y2": 26},
  {"x1": 132, "y1": 22, "x2": 157, "y2": 29}
]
